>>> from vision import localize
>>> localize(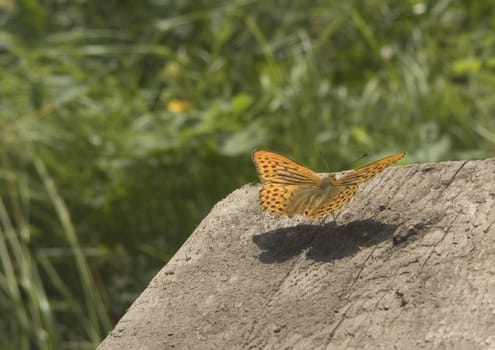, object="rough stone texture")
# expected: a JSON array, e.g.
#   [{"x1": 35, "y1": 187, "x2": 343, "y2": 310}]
[{"x1": 98, "y1": 158, "x2": 495, "y2": 350}]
